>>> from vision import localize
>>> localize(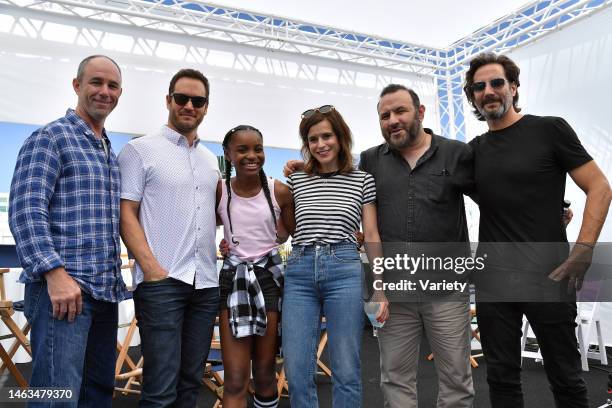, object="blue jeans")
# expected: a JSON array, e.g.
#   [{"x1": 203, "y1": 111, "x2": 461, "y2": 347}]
[
  {"x1": 133, "y1": 278, "x2": 219, "y2": 408},
  {"x1": 24, "y1": 281, "x2": 118, "y2": 408},
  {"x1": 282, "y1": 242, "x2": 364, "y2": 408}
]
